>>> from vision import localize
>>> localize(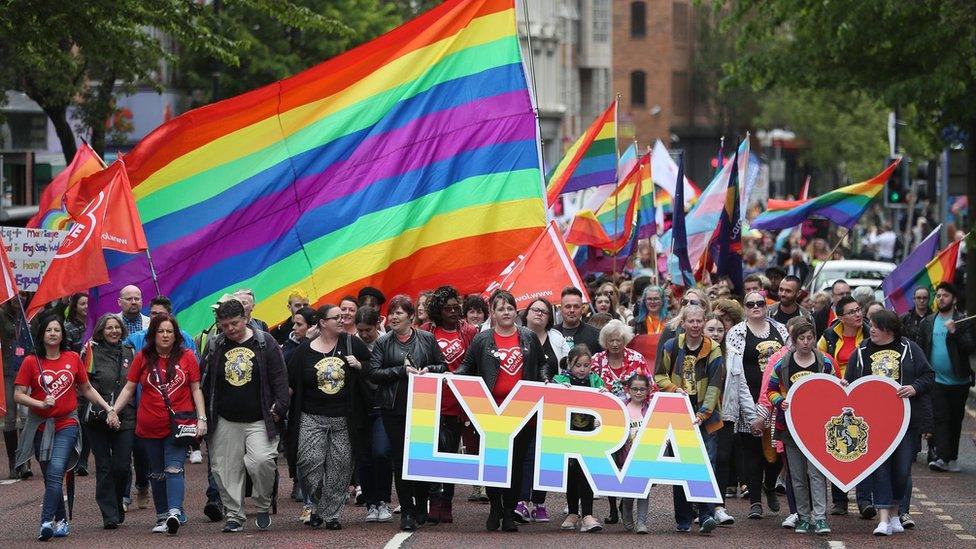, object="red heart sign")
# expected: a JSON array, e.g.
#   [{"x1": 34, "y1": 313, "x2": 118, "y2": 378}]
[{"x1": 785, "y1": 374, "x2": 910, "y2": 492}]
